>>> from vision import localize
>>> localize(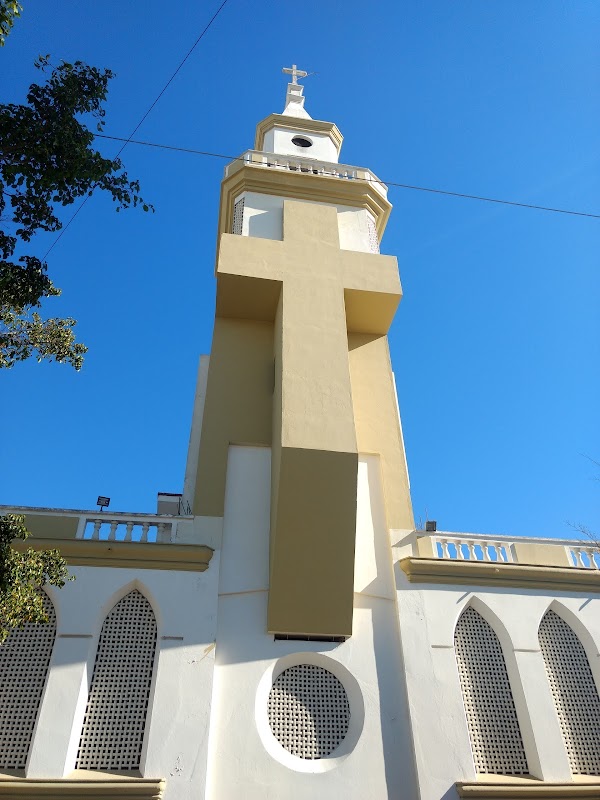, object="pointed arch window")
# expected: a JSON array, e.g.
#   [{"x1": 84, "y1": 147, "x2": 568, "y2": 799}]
[
  {"x1": 76, "y1": 589, "x2": 157, "y2": 771},
  {"x1": 539, "y1": 610, "x2": 600, "y2": 775},
  {"x1": 454, "y1": 606, "x2": 528, "y2": 775},
  {"x1": 0, "y1": 592, "x2": 56, "y2": 770}
]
